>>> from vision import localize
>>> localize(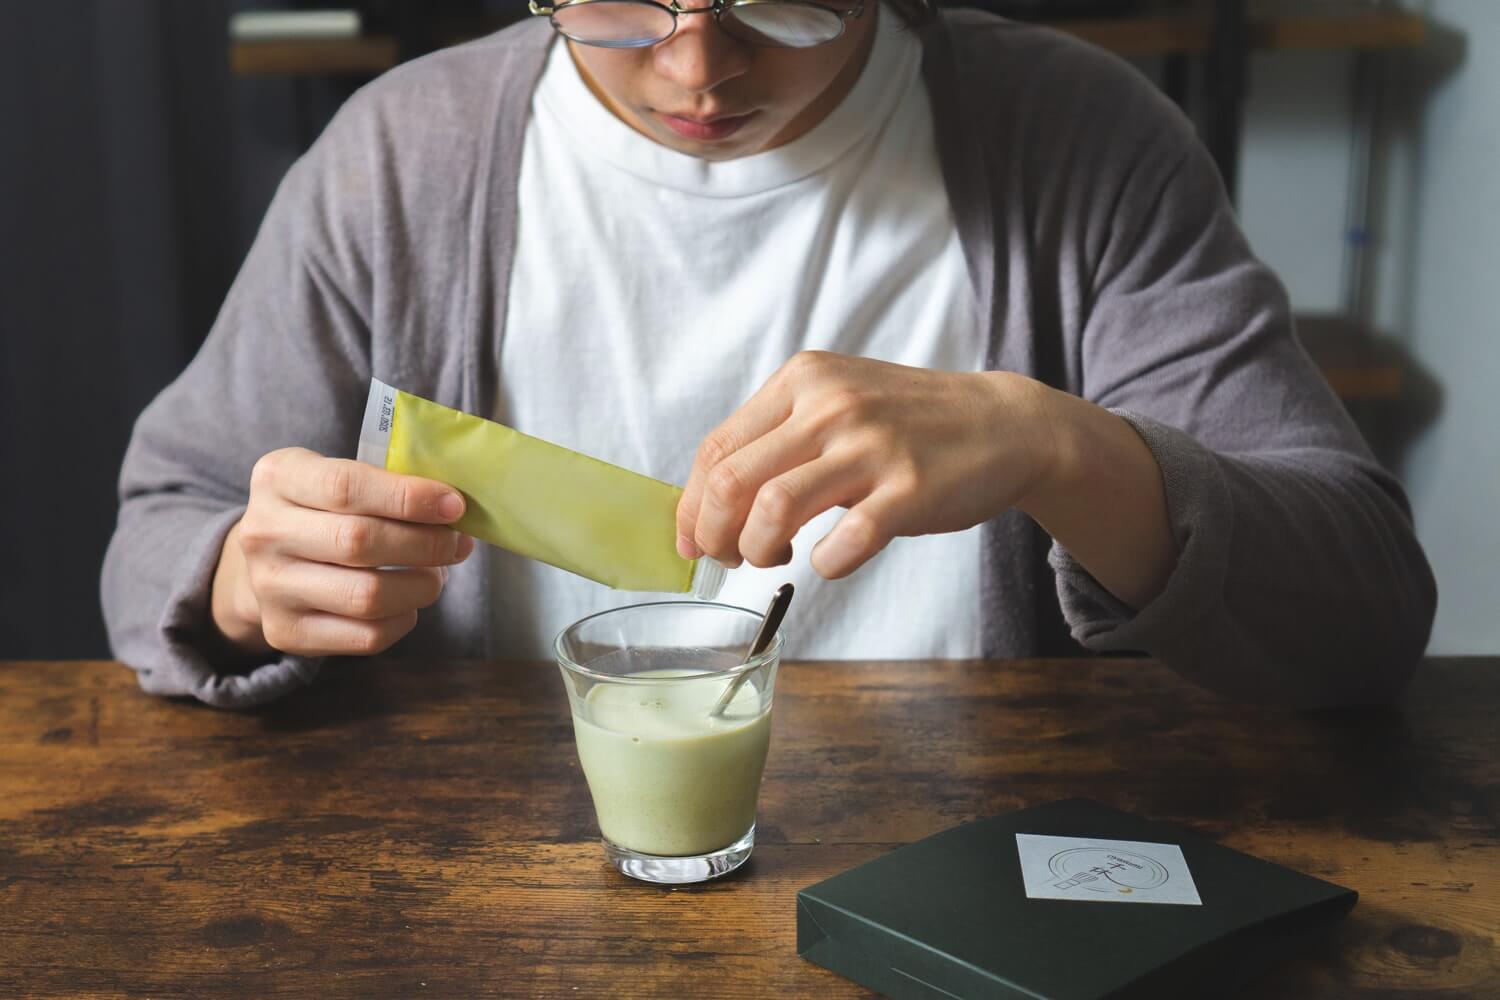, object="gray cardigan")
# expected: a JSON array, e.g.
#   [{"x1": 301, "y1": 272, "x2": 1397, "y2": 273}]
[{"x1": 102, "y1": 12, "x2": 1436, "y2": 708}]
